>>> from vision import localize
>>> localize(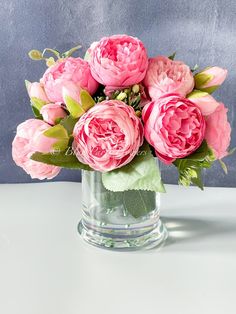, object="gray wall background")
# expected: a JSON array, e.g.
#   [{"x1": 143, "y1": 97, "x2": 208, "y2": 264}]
[{"x1": 0, "y1": 0, "x2": 235, "y2": 186}]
